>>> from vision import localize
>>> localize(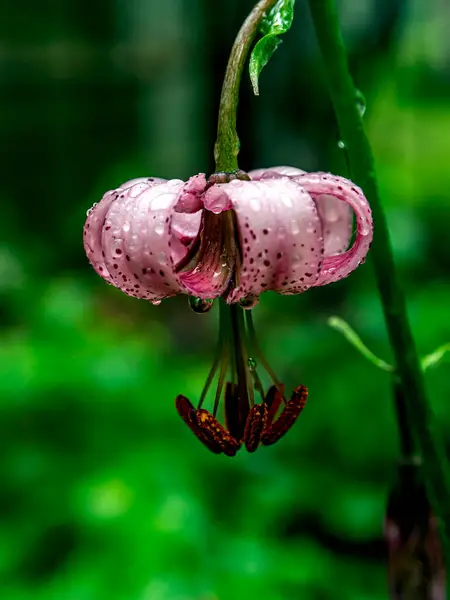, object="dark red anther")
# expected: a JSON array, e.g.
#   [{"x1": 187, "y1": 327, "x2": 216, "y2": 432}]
[
  {"x1": 196, "y1": 409, "x2": 241, "y2": 457},
  {"x1": 175, "y1": 395, "x2": 223, "y2": 454},
  {"x1": 224, "y1": 381, "x2": 249, "y2": 442},
  {"x1": 243, "y1": 402, "x2": 268, "y2": 453},
  {"x1": 262, "y1": 385, "x2": 308, "y2": 446},
  {"x1": 264, "y1": 384, "x2": 285, "y2": 426}
]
